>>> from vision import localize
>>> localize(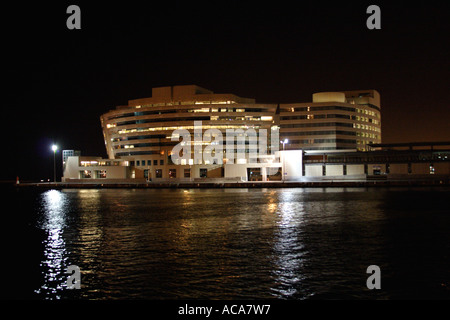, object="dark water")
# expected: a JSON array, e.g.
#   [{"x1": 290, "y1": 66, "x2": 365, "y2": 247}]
[{"x1": 3, "y1": 186, "x2": 450, "y2": 300}]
